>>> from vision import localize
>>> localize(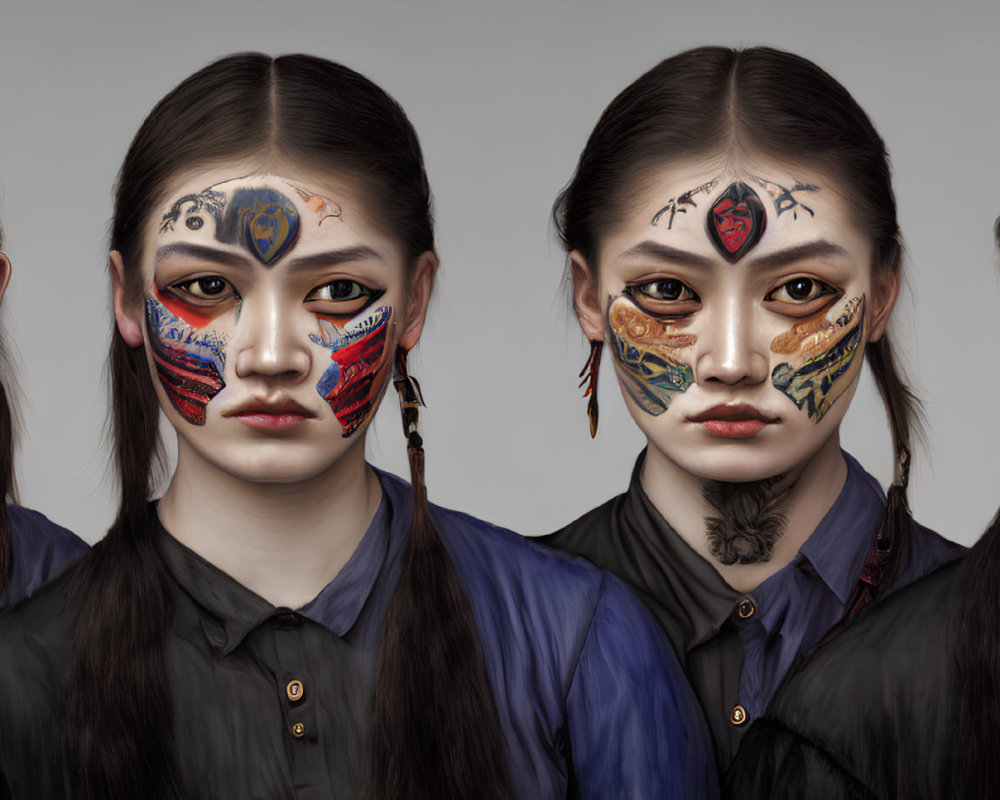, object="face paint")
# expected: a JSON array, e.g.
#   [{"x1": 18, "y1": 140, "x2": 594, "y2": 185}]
[
  {"x1": 707, "y1": 182, "x2": 767, "y2": 261},
  {"x1": 770, "y1": 295, "x2": 864, "y2": 422},
  {"x1": 160, "y1": 188, "x2": 227, "y2": 234},
  {"x1": 310, "y1": 305, "x2": 392, "y2": 437},
  {"x1": 160, "y1": 181, "x2": 303, "y2": 265},
  {"x1": 216, "y1": 187, "x2": 300, "y2": 264},
  {"x1": 145, "y1": 296, "x2": 228, "y2": 426},
  {"x1": 651, "y1": 178, "x2": 719, "y2": 229},
  {"x1": 607, "y1": 291, "x2": 696, "y2": 415},
  {"x1": 292, "y1": 185, "x2": 343, "y2": 226},
  {"x1": 750, "y1": 176, "x2": 819, "y2": 220}
]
